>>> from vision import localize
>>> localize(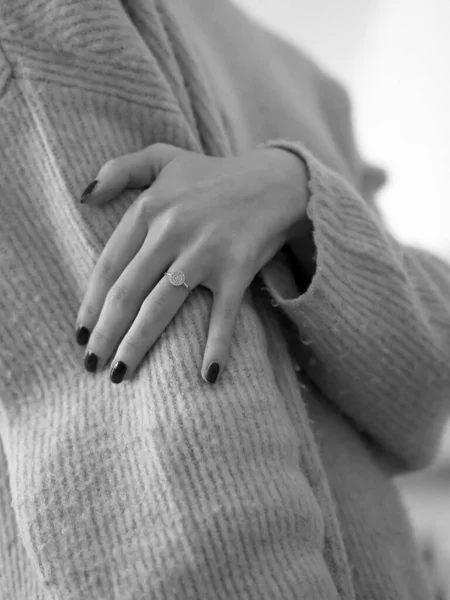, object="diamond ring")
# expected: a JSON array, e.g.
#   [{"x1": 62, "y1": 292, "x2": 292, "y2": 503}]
[{"x1": 164, "y1": 270, "x2": 192, "y2": 294}]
